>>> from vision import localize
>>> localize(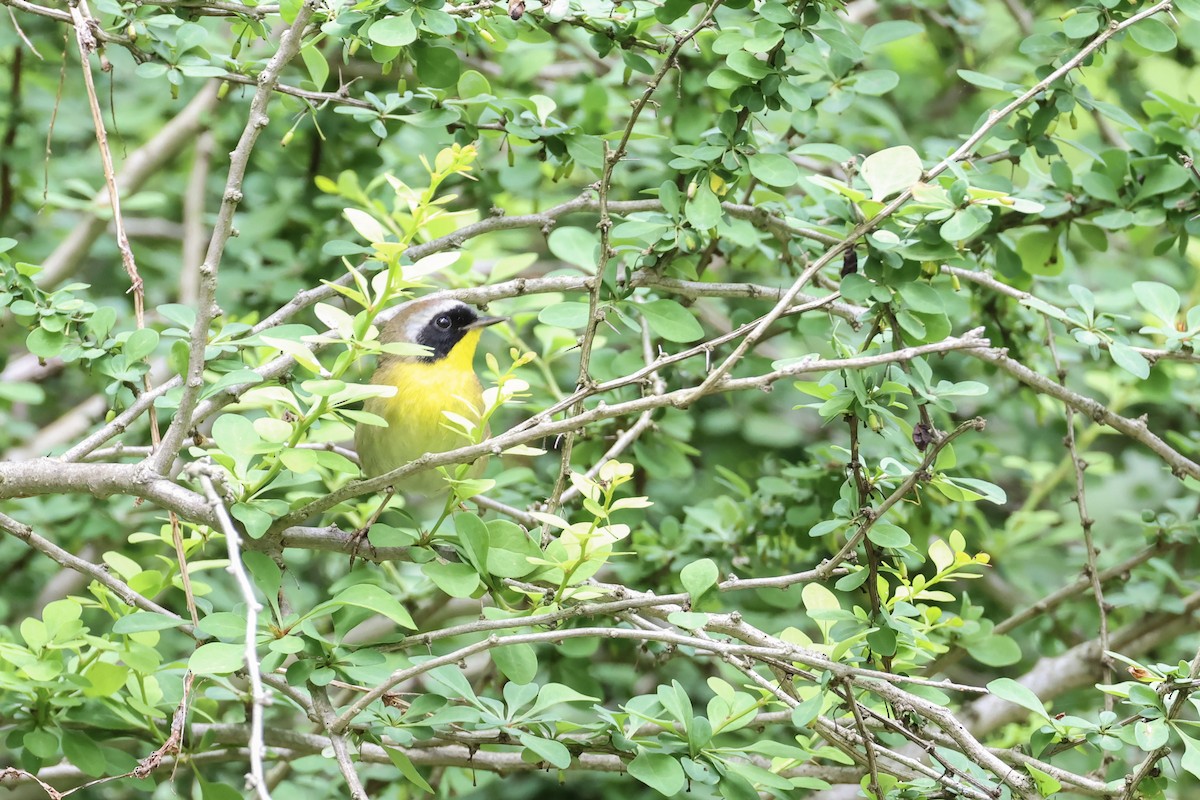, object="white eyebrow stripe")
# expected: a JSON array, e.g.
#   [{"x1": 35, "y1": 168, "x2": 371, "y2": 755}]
[{"x1": 405, "y1": 299, "x2": 468, "y2": 343}]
